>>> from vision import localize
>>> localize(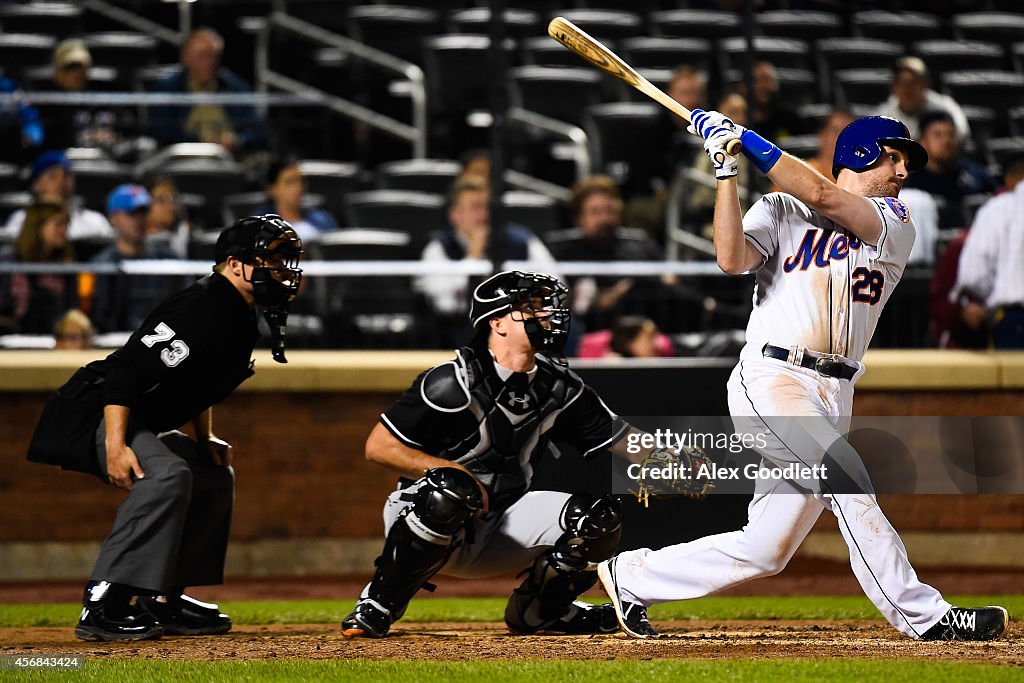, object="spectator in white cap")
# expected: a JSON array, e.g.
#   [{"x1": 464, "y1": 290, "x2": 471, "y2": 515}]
[{"x1": 874, "y1": 56, "x2": 970, "y2": 140}]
